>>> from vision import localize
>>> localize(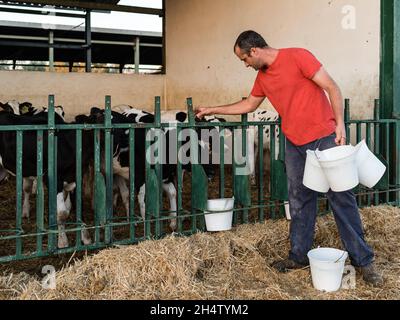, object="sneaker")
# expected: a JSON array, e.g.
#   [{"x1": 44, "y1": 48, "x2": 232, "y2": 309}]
[
  {"x1": 359, "y1": 263, "x2": 384, "y2": 287},
  {"x1": 271, "y1": 258, "x2": 308, "y2": 273}
]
